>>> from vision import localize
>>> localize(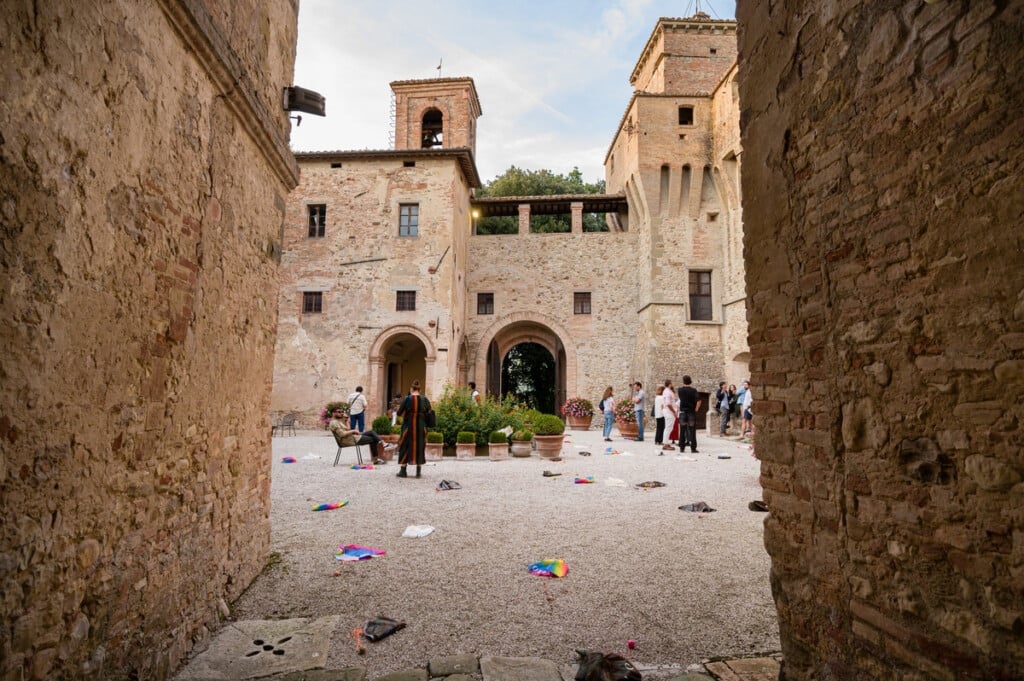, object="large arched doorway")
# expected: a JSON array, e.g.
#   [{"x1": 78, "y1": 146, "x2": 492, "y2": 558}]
[
  {"x1": 499, "y1": 342, "x2": 557, "y2": 413},
  {"x1": 475, "y1": 314, "x2": 574, "y2": 415}
]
